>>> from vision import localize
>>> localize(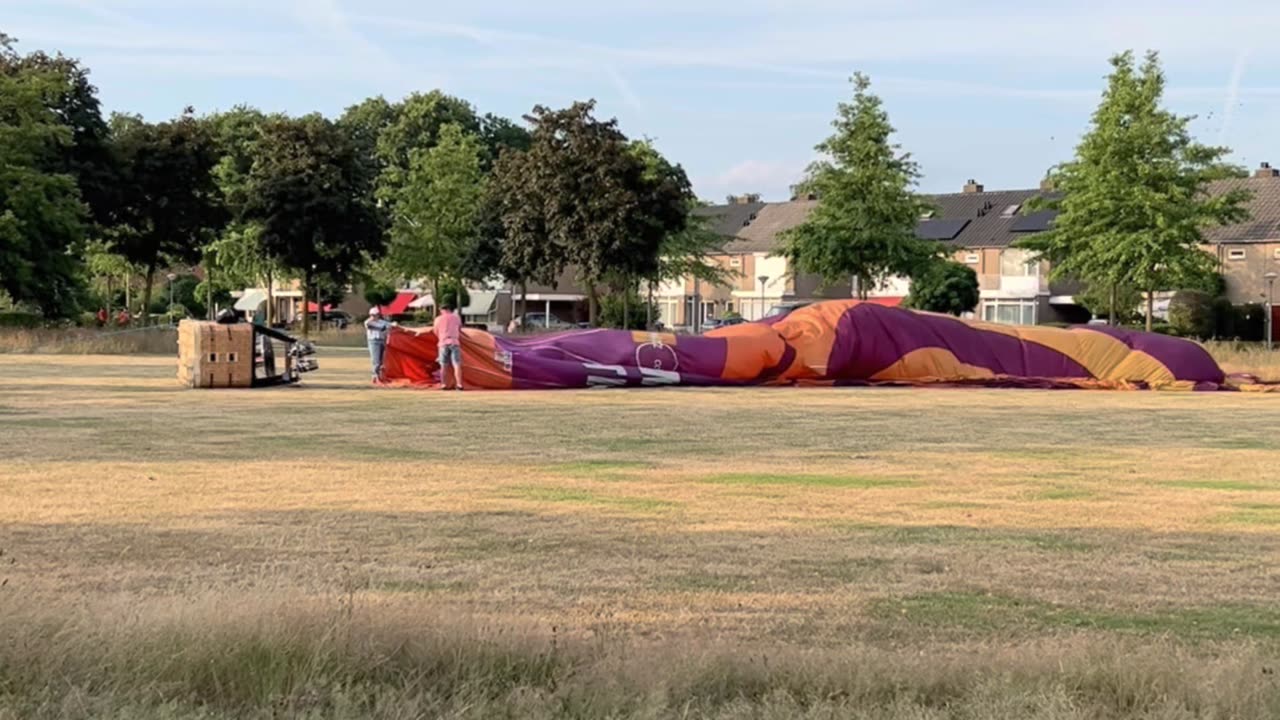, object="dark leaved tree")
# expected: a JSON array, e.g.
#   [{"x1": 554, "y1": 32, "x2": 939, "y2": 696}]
[
  {"x1": 112, "y1": 108, "x2": 226, "y2": 323},
  {"x1": 240, "y1": 114, "x2": 383, "y2": 335}
]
